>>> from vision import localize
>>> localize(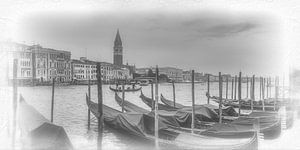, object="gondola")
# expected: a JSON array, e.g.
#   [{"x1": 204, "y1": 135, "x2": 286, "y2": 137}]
[
  {"x1": 161, "y1": 94, "x2": 238, "y2": 117},
  {"x1": 210, "y1": 96, "x2": 280, "y2": 111},
  {"x1": 86, "y1": 95, "x2": 258, "y2": 150},
  {"x1": 109, "y1": 86, "x2": 142, "y2": 92},
  {"x1": 140, "y1": 92, "x2": 281, "y2": 139},
  {"x1": 115, "y1": 93, "x2": 261, "y2": 138},
  {"x1": 18, "y1": 95, "x2": 73, "y2": 150}
]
